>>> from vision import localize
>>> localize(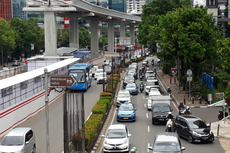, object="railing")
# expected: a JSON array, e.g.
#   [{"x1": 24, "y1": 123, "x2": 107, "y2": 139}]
[{"x1": 0, "y1": 65, "x2": 28, "y2": 80}]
